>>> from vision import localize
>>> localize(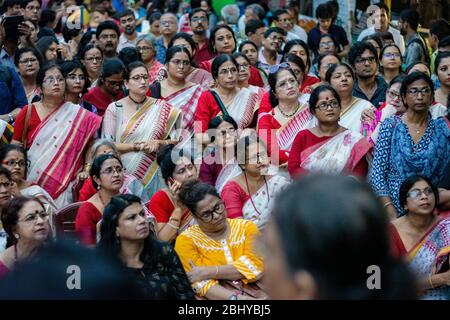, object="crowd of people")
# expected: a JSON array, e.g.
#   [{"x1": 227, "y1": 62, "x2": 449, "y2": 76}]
[{"x1": 0, "y1": 0, "x2": 449, "y2": 300}]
